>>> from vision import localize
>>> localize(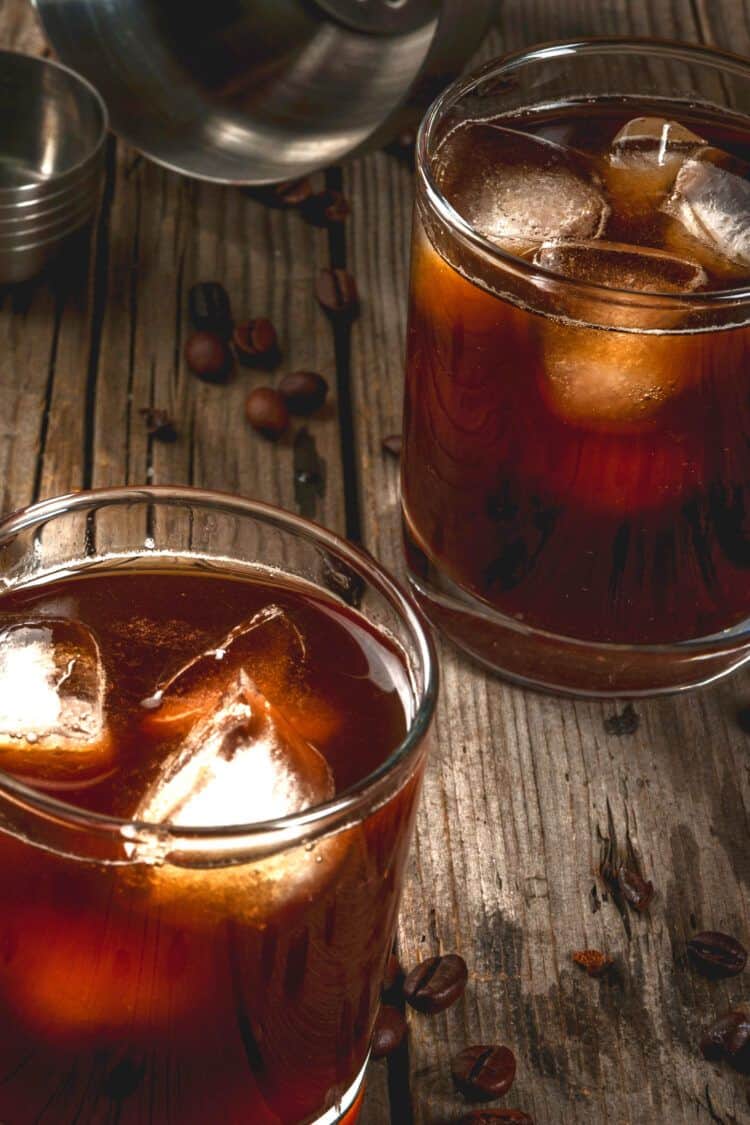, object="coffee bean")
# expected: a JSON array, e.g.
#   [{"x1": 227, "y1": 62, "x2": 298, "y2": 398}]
[
  {"x1": 371, "y1": 1005, "x2": 407, "y2": 1059},
  {"x1": 233, "y1": 318, "x2": 279, "y2": 368},
  {"x1": 139, "y1": 407, "x2": 177, "y2": 443},
  {"x1": 572, "y1": 949, "x2": 613, "y2": 978},
  {"x1": 188, "y1": 282, "x2": 232, "y2": 337},
  {"x1": 279, "y1": 371, "x2": 329, "y2": 415},
  {"x1": 701, "y1": 1009, "x2": 750, "y2": 1074},
  {"x1": 184, "y1": 331, "x2": 232, "y2": 383},
  {"x1": 617, "y1": 865, "x2": 654, "y2": 912},
  {"x1": 274, "y1": 177, "x2": 314, "y2": 207},
  {"x1": 382, "y1": 434, "x2": 403, "y2": 458},
  {"x1": 688, "y1": 931, "x2": 747, "y2": 978},
  {"x1": 316, "y1": 268, "x2": 359, "y2": 319},
  {"x1": 403, "y1": 953, "x2": 468, "y2": 1014},
  {"x1": 245, "y1": 387, "x2": 289, "y2": 439},
  {"x1": 459, "y1": 1111, "x2": 533, "y2": 1125},
  {"x1": 303, "y1": 189, "x2": 351, "y2": 226},
  {"x1": 452, "y1": 1045, "x2": 516, "y2": 1102}
]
